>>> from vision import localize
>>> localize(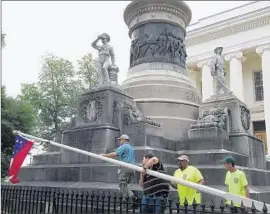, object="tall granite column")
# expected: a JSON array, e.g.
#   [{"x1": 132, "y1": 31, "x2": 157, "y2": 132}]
[
  {"x1": 225, "y1": 51, "x2": 246, "y2": 102},
  {"x1": 256, "y1": 44, "x2": 270, "y2": 153},
  {"x1": 197, "y1": 60, "x2": 213, "y2": 102},
  {"x1": 122, "y1": 0, "x2": 200, "y2": 140}
]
